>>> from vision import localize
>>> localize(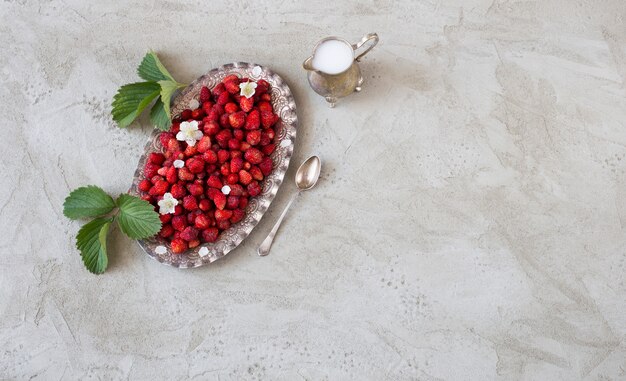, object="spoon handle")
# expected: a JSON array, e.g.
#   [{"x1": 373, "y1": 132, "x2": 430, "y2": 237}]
[{"x1": 258, "y1": 192, "x2": 299, "y2": 256}]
